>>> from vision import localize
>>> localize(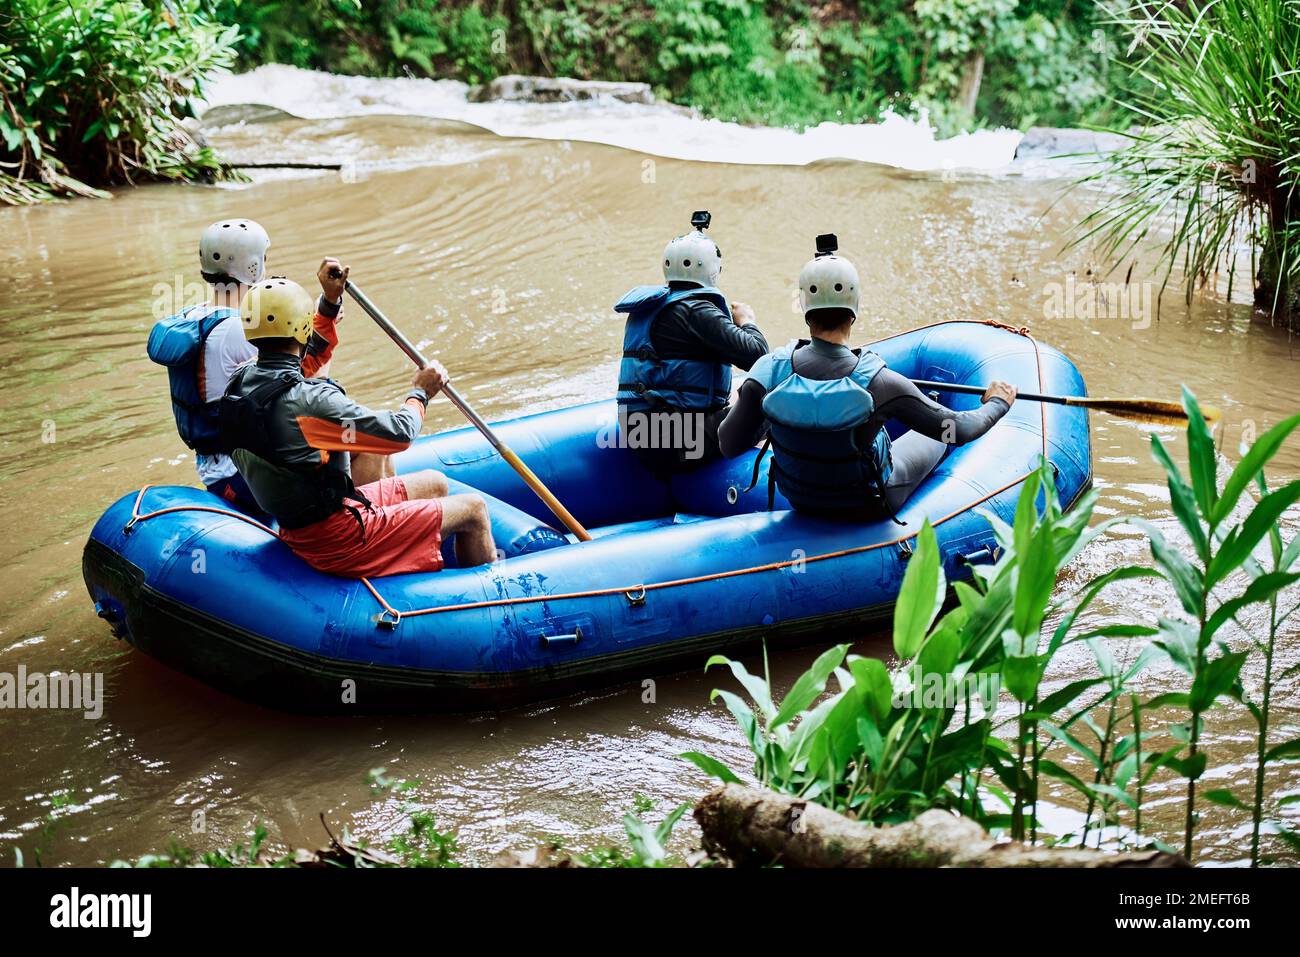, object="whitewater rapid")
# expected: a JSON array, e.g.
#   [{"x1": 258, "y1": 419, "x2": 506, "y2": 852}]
[{"x1": 200, "y1": 64, "x2": 1025, "y2": 172}]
